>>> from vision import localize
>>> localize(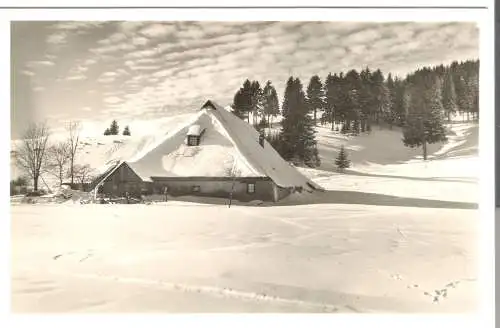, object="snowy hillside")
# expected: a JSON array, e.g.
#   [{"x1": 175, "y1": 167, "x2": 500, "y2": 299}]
[
  {"x1": 315, "y1": 123, "x2": 477, "y2": 172},
  {"x1": 297, "y1": 122, "x2": 478, "y2": 204}
]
